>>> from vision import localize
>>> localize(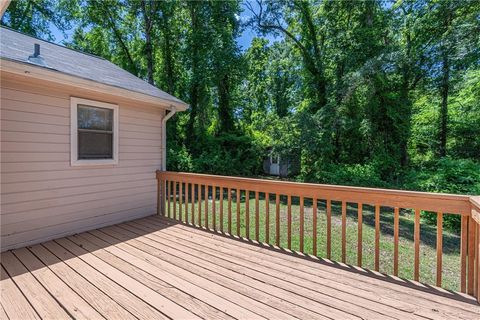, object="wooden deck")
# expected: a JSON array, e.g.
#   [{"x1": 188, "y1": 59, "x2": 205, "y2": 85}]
[{"x1": 1, "y1": 215, "x2": 479, "y2": 320}]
